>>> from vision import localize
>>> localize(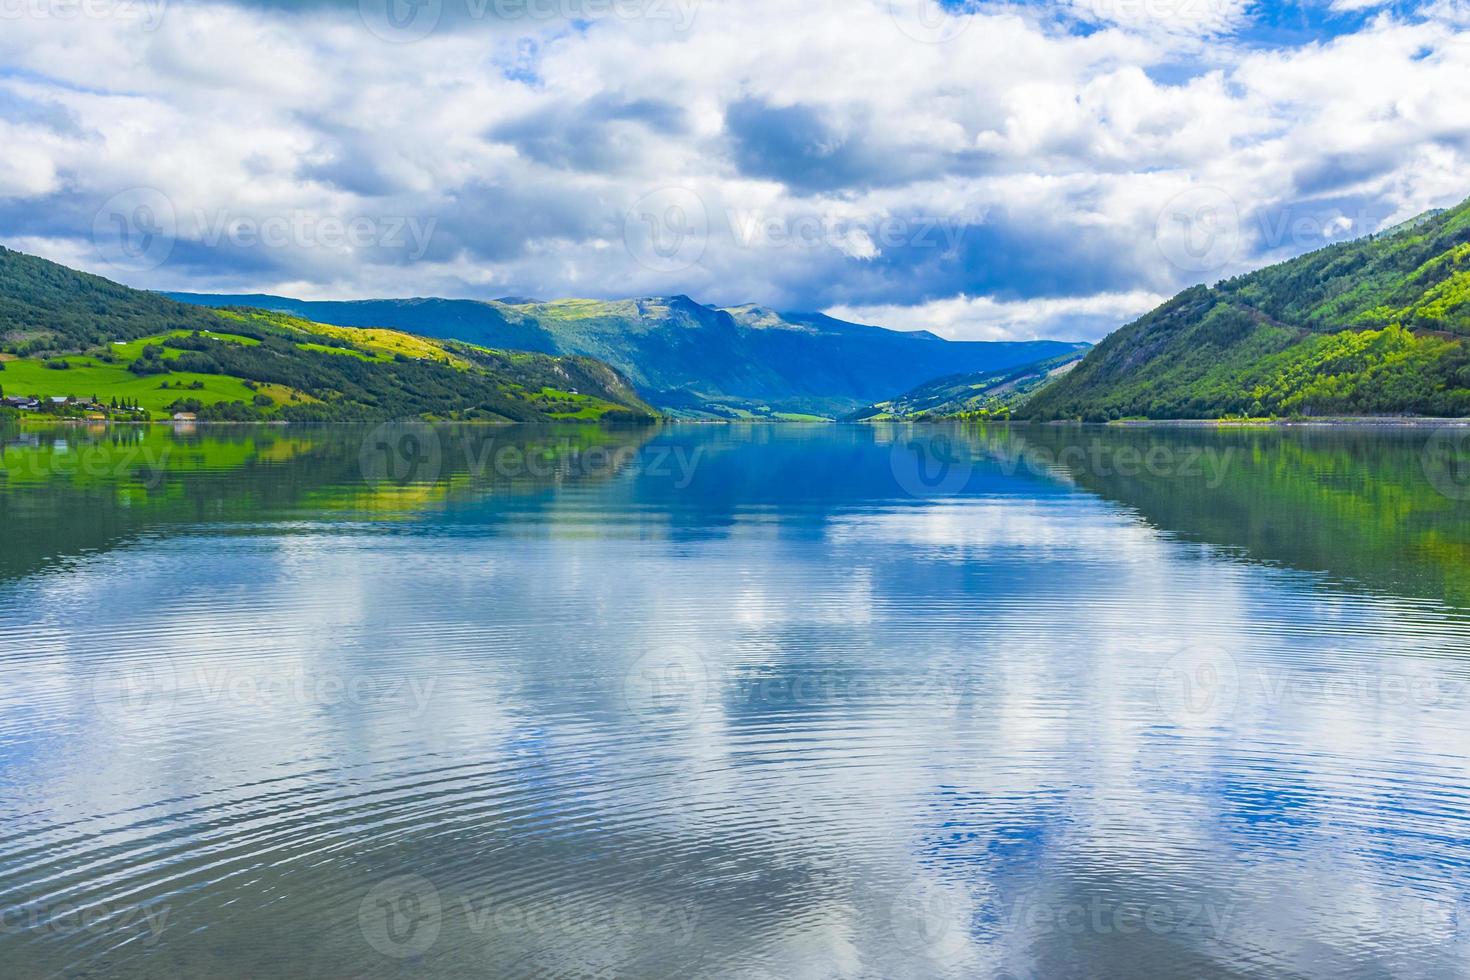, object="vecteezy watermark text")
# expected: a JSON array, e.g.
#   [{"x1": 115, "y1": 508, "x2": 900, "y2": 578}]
[
  {"x1": 193, "y1": 210, "x2": 437, "y2": 260},
  {"x1": 889, "y1": 431, "x2": 1239, "y2": 499},
  {"x1": 1156, "y1": 189, "x2": 1396, "y2": 276},
  {"x1": 0, "y1": 441, "x2": 172, "y2": 489},
  {"x1": 1156, "y1": 646, "x2": 1470, "y2": 727},
  {"x1": 0, "y1": 0, "x2": 167, "y2": 29},
  {"x1": 733, "y1": 666, "x2": 969, "y2": 715},
  {"x1": 91, "y1": 657, "x2": 439, "y2": 728},
  {"x1": 1003, "y1": 895, "x2": 1237, "y2": 937},
  {"x1": 624, "y1": 187, "x2": 970, "y2": 272},
  {"x1": 989, "y1": 437, "x2": 1237, "y2": 486},
  {"x1": 726, "y1": 210, "x2": 966, "y2": 257},
  {"x1": 891, "y1": 880, "x2": 1236, "y2": 967},
  {"x1": 1, "y1": 899, "x2": 172, "y2": 944},
  {"x1": 358, "y1": 874, "x2": 699, "y2": 960},
  {"x1": 360, "y1": 425, "x2": 706, "y2": 489},
  {"x1": 92, "y1": 188, "x2": 438, "y2": 272}
]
